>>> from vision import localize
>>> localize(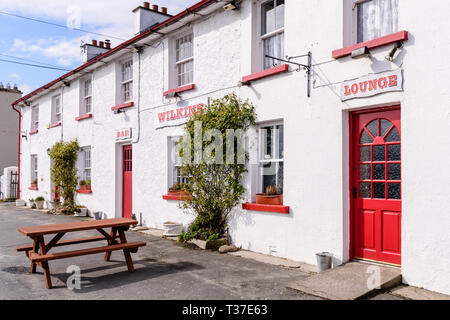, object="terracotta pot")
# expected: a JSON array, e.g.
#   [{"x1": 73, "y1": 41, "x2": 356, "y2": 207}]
[{"x1": 255, "y1": 194, "x2": 283, "y2": 205}]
